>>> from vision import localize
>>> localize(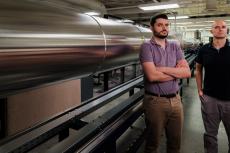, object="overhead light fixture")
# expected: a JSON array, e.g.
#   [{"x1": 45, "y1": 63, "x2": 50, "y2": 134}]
[
  {"x1": 186, "y1": 29, "x2": 202, "y2": 31},
  {"x1": 117, "y1": 19, "x2": 134, "y2": 23},
  {"x1": 176, "y1": 22, "x2": 193, "y2": 25},
  {"x1": 168, "y1": 16, "x2": 189, "y2": 19},
  {"x1": 204, "y1": 21, "x2": 214, "y2": 23},
  {"x1": 84, "y1": 12, "x2": 100, "y2": 16},
  {"x1": 187, "y1": 24, "x2": 207, "y2": 27},
  {"x1": 138, "y1": 2, "x2": 179, "y2": 11}
]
